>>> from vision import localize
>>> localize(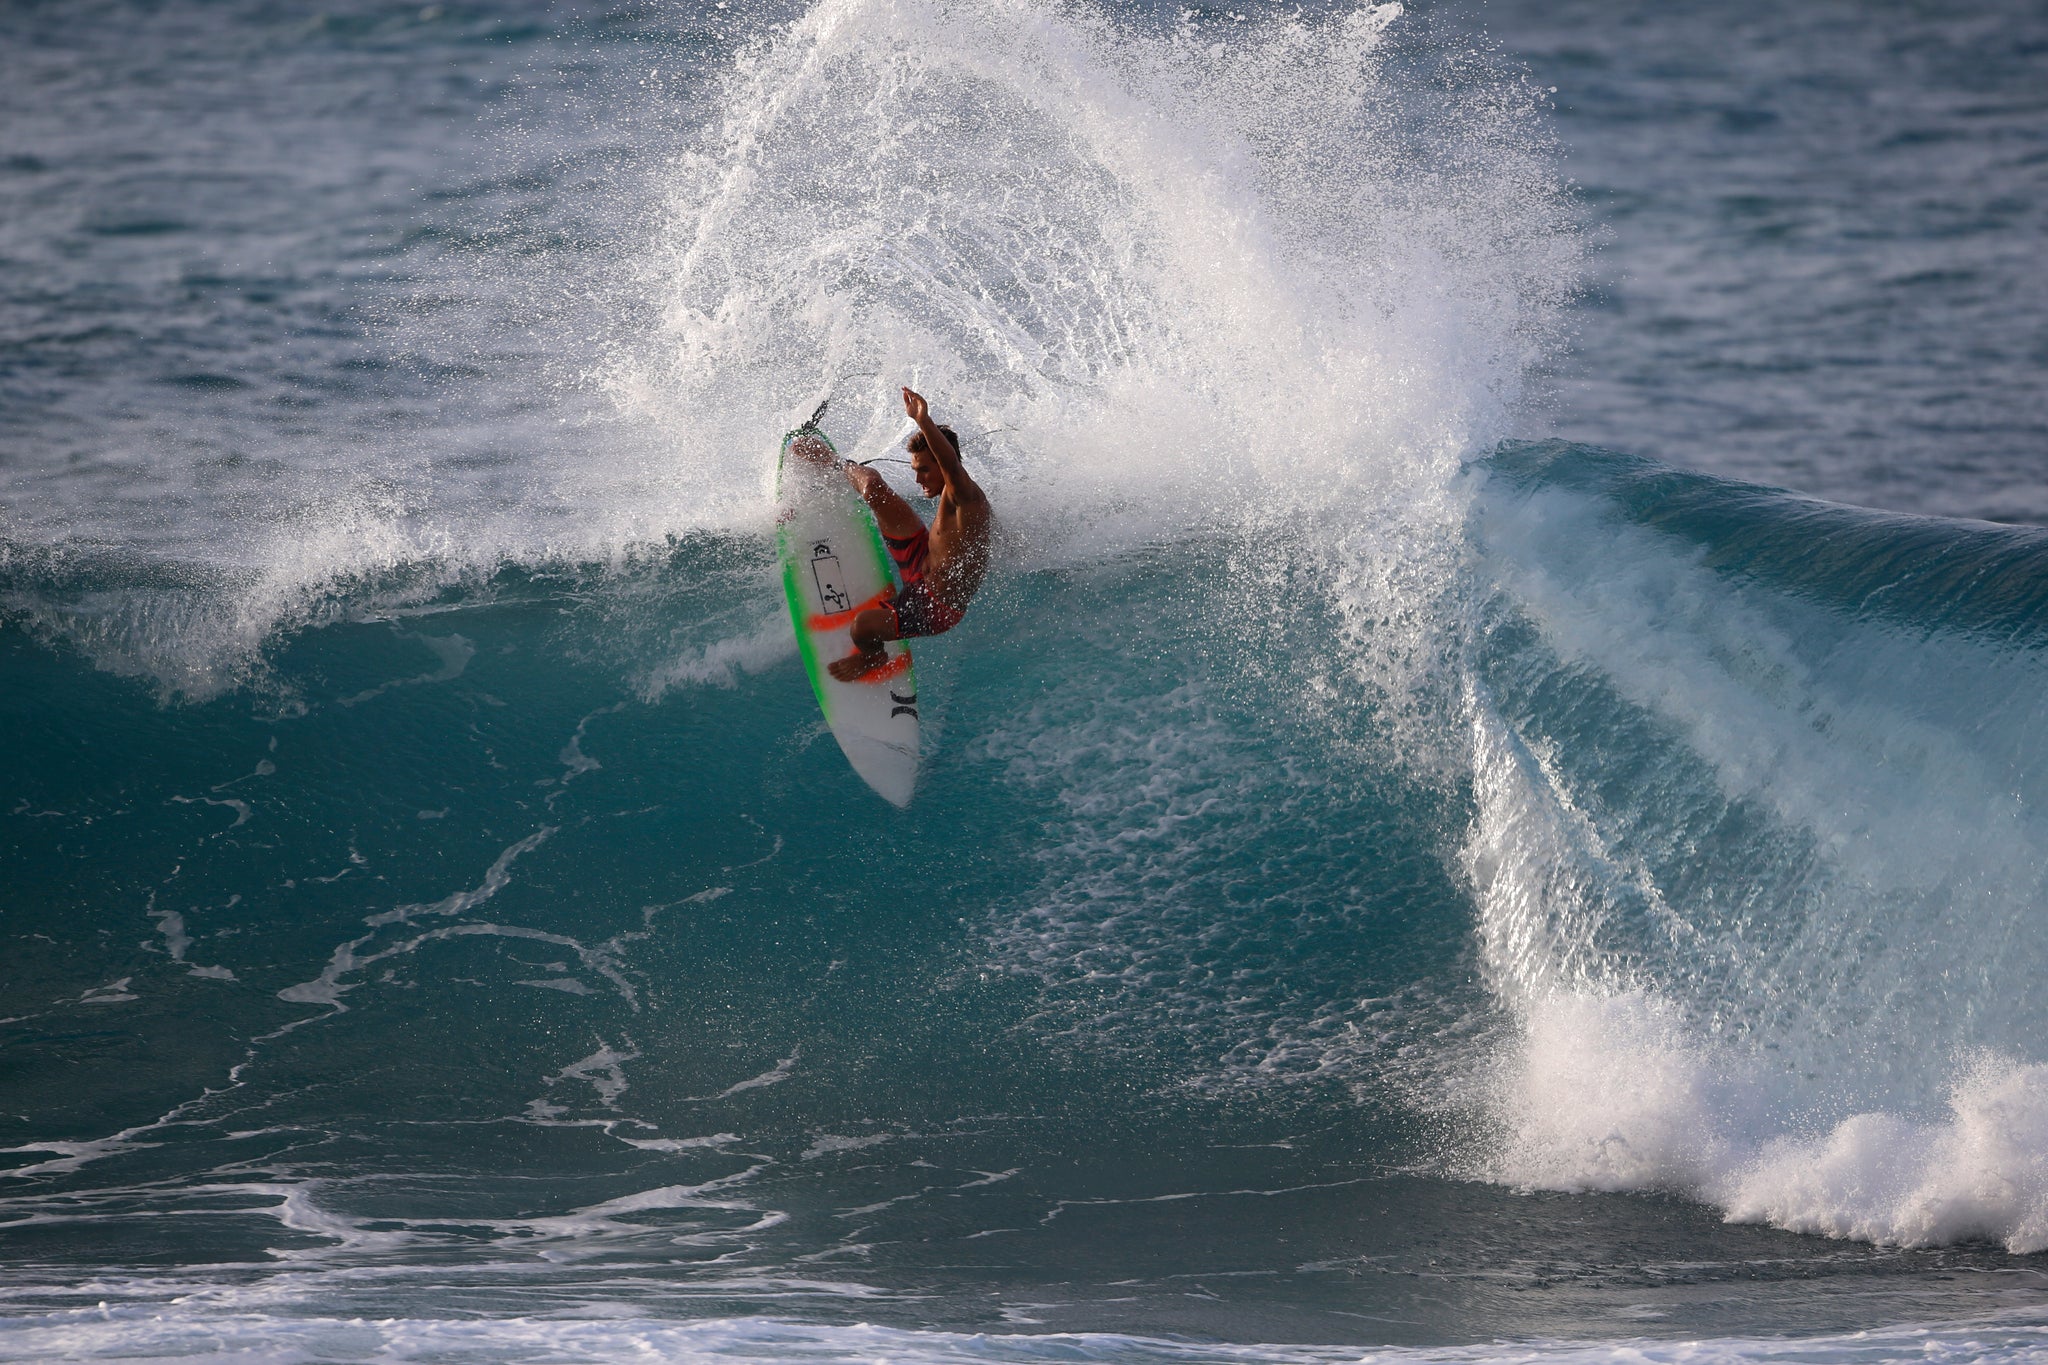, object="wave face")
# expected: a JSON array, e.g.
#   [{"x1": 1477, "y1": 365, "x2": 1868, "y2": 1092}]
[
  {"x1": 5, "y1": 0, "x2": 2048, "y2": 1359},
  {"x1": 1465, "y1": 445, "x2": 2048, "y2": 1252},
  {"x1": 11, "y1": 443, "x2": 2048, "y2": 1355}
]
